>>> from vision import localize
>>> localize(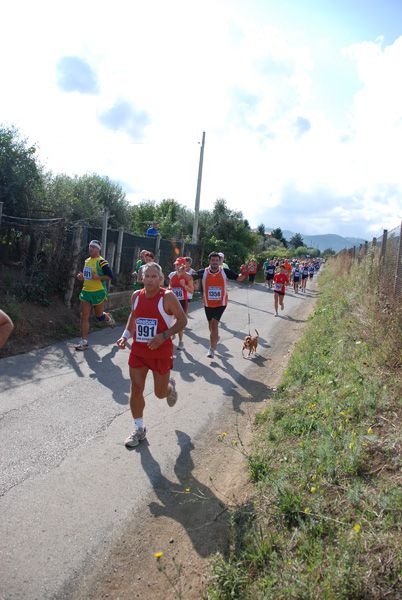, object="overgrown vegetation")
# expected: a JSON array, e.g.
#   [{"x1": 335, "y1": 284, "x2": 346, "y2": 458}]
[
  {"x1": 1, "y1": 125, "x2": 318, "y2": 272},
  {"x1": 206, "y1": 253, "x2": 402, "y2": 599}
]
